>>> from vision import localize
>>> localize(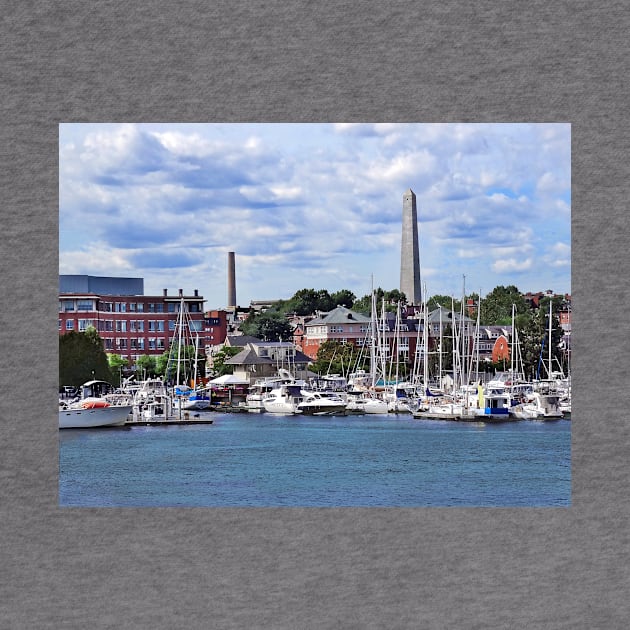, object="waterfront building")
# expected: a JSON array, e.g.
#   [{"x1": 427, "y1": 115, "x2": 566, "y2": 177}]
[
  {"x1": 223, "y1": 341, "x2": 312, "y2": 384},
  {"x1": 302, "y1": 306, "x2": 373, "y2": 360},
  {"x1": 59, "y1": 275, "x2": 207, "y2": 365}
]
